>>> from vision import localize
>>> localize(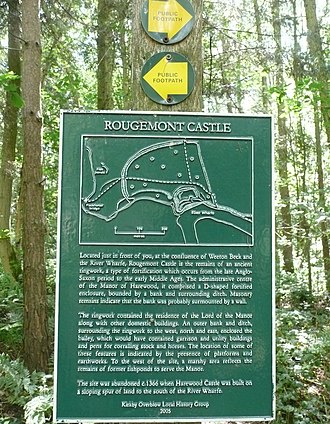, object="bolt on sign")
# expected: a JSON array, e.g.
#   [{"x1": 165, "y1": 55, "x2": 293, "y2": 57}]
[
  {"x1": 54, "y1": 111, "x2": 275, "y2": 422},
  {"x1": 141, "y1": 52, "x2": 195, "y2": 105},
  {"x1": 141, "y1": 0, "x2": 195, "y2": 44}
]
